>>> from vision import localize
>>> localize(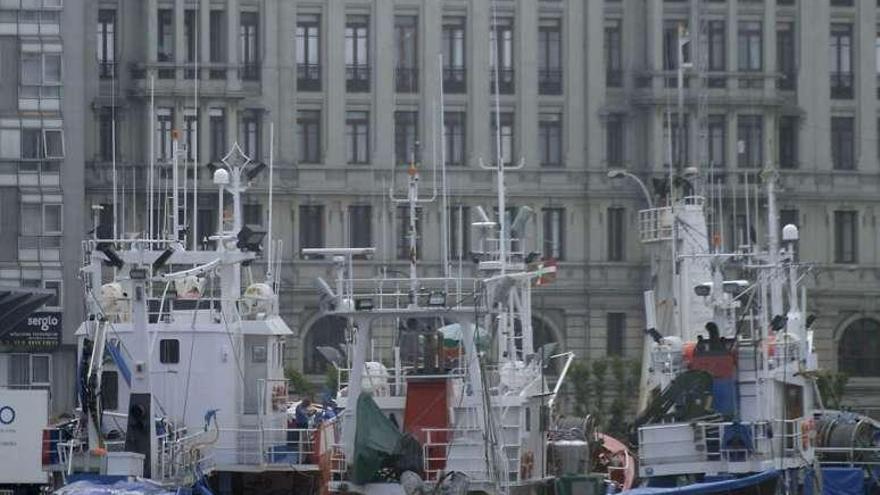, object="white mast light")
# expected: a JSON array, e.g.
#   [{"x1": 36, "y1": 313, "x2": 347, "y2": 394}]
[
  {"x1": 781, "y1": 224, "x2": 799, "y2": 242},
  {"x1": 213, "y1": 168, "x2": 230, "y2": 185}
]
